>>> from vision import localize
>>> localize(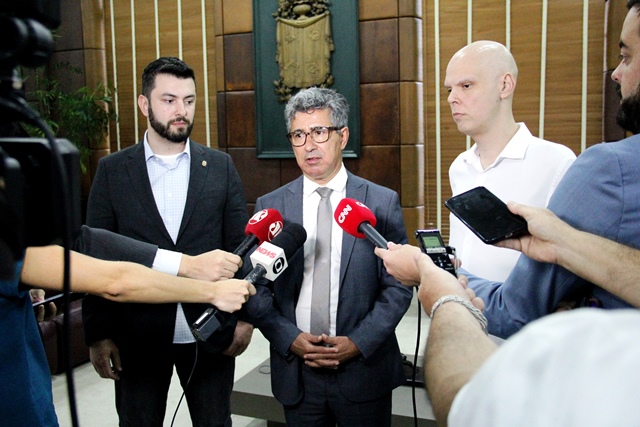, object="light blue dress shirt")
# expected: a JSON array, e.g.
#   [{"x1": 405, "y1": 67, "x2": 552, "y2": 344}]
[{"x1": 143, "y1": 135, "x2": 194, "y2": 343}]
